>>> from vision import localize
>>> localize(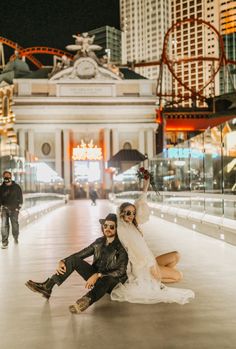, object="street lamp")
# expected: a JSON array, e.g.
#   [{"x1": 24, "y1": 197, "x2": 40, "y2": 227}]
[{"x1": 105, "y1": 48, "x2": 111, "y2": 64}]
